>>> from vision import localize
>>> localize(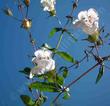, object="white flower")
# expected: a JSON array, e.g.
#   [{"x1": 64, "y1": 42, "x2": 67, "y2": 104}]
[
  {"x1": 41, "y1": 0, "x2": 56, "y2": 12},
  {"x1": 29, "y1": 48, "x2": 55, "y2": 78},
  {"x1": 32, "y1": 49, "x2": 52, "y2": 63},
  {"x1": 73, "y1": 8, "x2": 99, "y2": 35}
]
